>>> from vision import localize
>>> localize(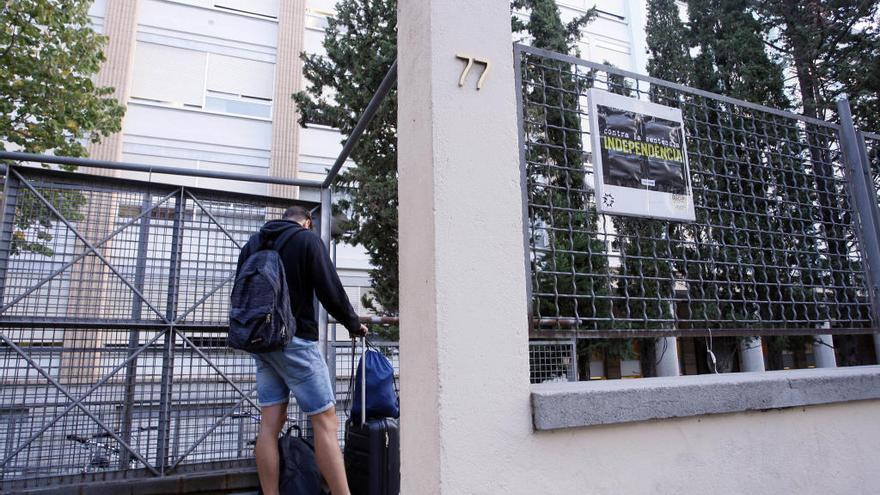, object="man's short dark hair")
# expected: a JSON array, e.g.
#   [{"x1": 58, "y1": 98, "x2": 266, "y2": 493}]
[{"x1": 283, "y1": 205, "x2": 312, "y2": 222}]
